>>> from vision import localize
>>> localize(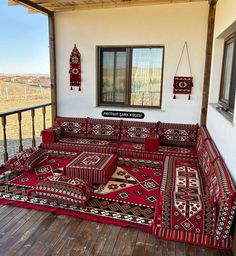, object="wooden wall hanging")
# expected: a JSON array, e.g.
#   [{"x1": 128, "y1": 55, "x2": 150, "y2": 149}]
[
  {"x1": 69, "y1": 44, "x2": 81, "y2": 91},
  {"x1": 173, "y1": 42, "x2": 193, "y2": 100}
]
